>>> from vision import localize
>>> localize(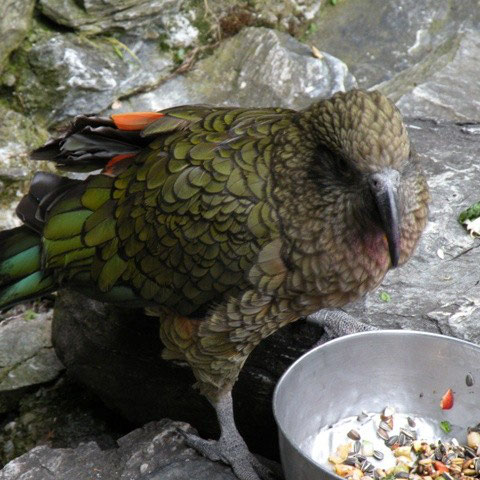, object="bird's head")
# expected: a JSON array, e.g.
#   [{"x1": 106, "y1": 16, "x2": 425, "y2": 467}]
[{"x1": 303, "y1": 89, "x2": 429, "y2": 268}]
